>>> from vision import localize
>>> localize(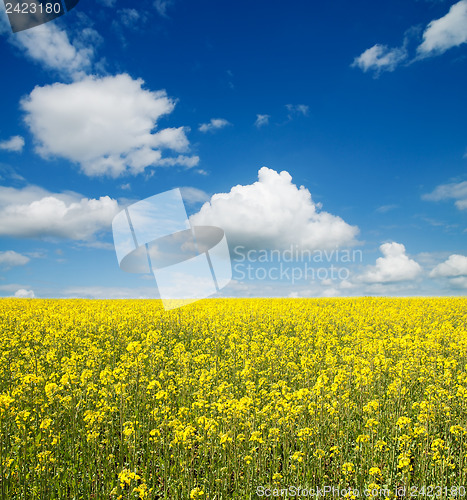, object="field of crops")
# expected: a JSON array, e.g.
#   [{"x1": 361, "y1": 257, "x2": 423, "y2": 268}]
[{"x1": 0, "y1": 298, "x2": 466, "y2": 499}]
